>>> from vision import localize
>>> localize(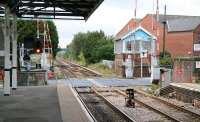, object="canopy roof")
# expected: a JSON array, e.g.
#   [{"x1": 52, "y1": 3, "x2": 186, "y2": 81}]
[{"x1": 0, "y1": 0, "x2": 103, "y2": 20}]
